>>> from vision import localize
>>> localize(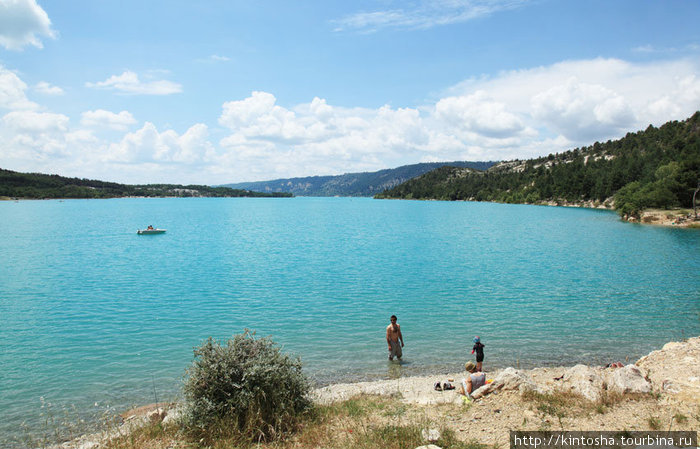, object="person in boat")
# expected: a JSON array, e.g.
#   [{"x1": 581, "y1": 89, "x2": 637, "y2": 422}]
[
  {"x1": 386, "y1": 315, "x2": 404, "y2": 361},
  {"x1": 147, "y1": 225, "x2": 154, "y2": 230}
]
